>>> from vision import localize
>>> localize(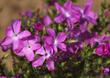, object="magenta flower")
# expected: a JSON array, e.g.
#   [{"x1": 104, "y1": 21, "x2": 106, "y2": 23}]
[
  {"x1": 16, "y1": 37, "x2": 41, "y2": 61},
  {"x1": 34, "y1": 22, "x2": 44, "y2": 31},
  {"x1": 54, "y1": 0, "x2": 80, "y2": 26},
  {"x1": 72, "y1": 0, "x2": 97, "y2": 32},
  {"x1": 1, "y1": 20, "x2": 31, "y2": 51},
  {"x1": 67, "y1": 28, "x2": 95, "y2": 53},
  {"x1": 32, "y1": 46, "x2": 55, "y2": 71},
  {"x1": 77, "y1": 0, "x2": 97, "y2": 24},
  {"x1": 95, "y1": 43, "x2": 110, "y2": 57},
  {"x1": 45, "y1": 28, "x2": 67, "y2": 52},
  {"x1": 87, "y1": 33, "x2": 110, "y2": 47},
  {"x1": 0, "y1": 40, "x2": 10, "y2": 51},
  {"x1": 103, "y1": 67, "x2": 110, "y2": 75}
]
